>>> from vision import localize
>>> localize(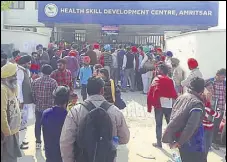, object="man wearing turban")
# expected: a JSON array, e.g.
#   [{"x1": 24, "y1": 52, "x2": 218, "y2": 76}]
[
  {"x1": 17, "y1": 55, "x2": 34, "y2": 149},
  {"x1": 1, "y1": 63, "x2": 22, "y2": 162},
  {"x1": 181, "y1": 58, "x2": 203, "y2": 87}
]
